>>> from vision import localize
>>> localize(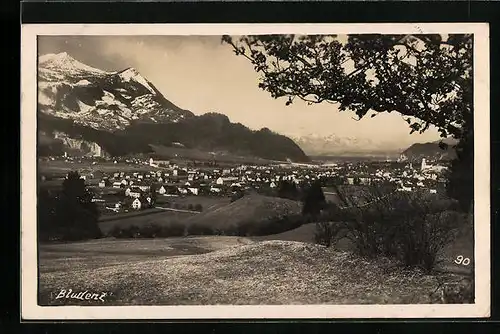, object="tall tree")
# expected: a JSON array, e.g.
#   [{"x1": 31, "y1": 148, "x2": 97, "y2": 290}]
[
  {"x1": 223, "y1": 34, "x2": 473, "y2": 211},
  {"x1": 53, "y1": 171, "x2": 102, "y2": 241},
  {"x1": 302, "y1": 181, "x2": 327, "y2": 216},
  {"x1": 277, "y1": 180, "x2": 300, "y2": 200}
]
